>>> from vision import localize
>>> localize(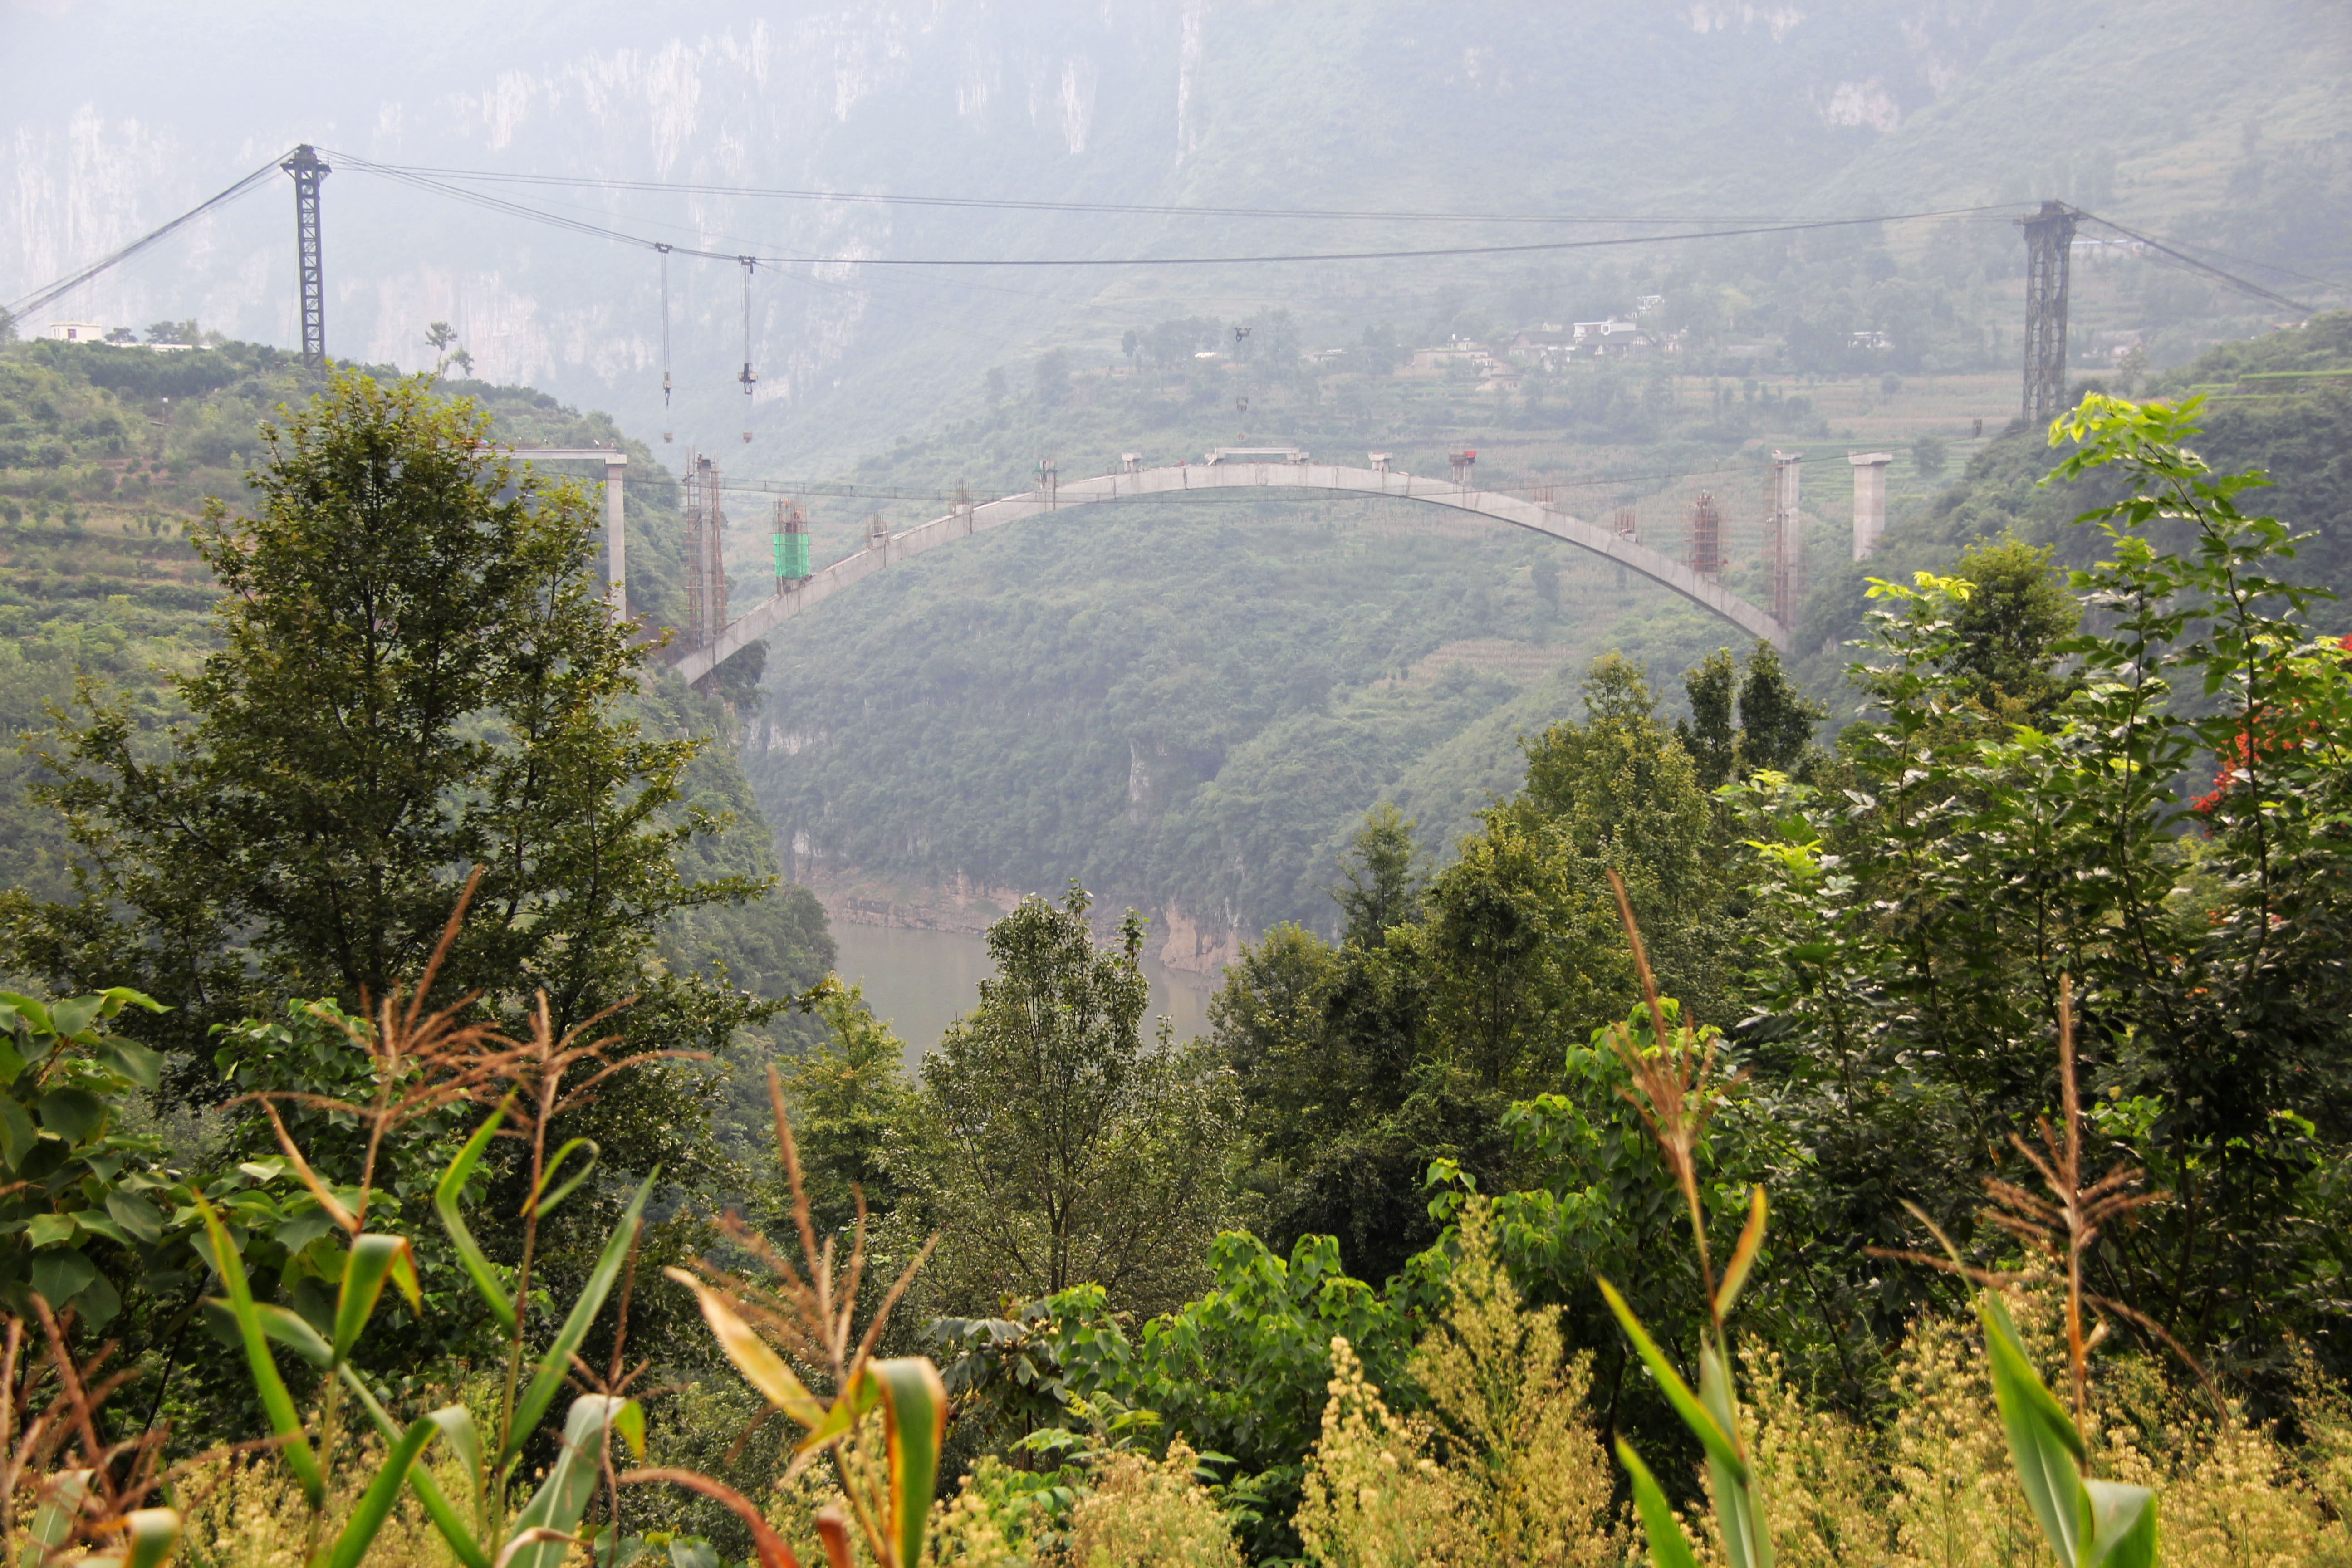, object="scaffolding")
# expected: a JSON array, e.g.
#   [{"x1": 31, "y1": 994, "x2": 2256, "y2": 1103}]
[
  {"x1": 1765, "y1": 451, "x2": 1803, "y2": 626},
  {"x1": 773, "y1": 500, "x2": 809, "y2": 588},
  {"x1": 1687, "y1": 492, "x2": 1724, "y2": 576},
  {"x1": 681, "y1": 453, "x2": 728, "y2": 654}
]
